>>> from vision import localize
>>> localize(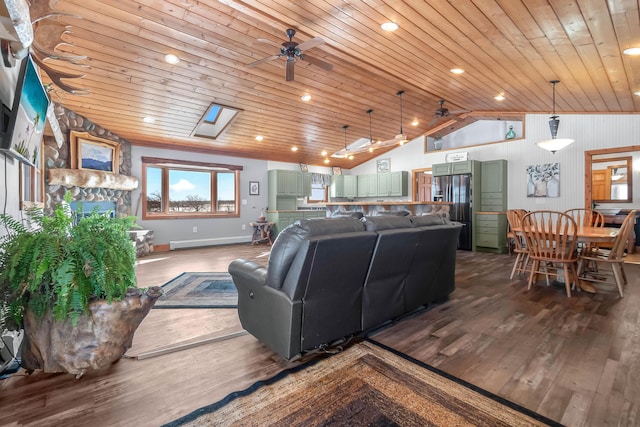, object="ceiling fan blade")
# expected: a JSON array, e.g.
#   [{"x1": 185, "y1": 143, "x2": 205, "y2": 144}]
[
  {"x1": 300, "y1": 54, "x2": 333, "y2": 71},
  {"x1": 285, "y1": 59, "x2": 295, "y2": 81},
  {"x1": 297, "y1": 37, "x2": 325, "y2": 51},
  {"x1": 256, "y1": 38, "x2": 283, "y2": 48},
  {"x1": 247, "y1": 54, "x2": 280, "y2": 68}
]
